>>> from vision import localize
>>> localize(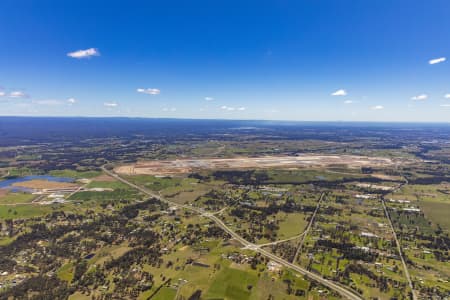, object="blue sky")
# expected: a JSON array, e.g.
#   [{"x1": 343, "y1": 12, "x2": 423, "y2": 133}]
[{"x1": 1, "y1": 0, "x2": 450, "y2": 121}]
